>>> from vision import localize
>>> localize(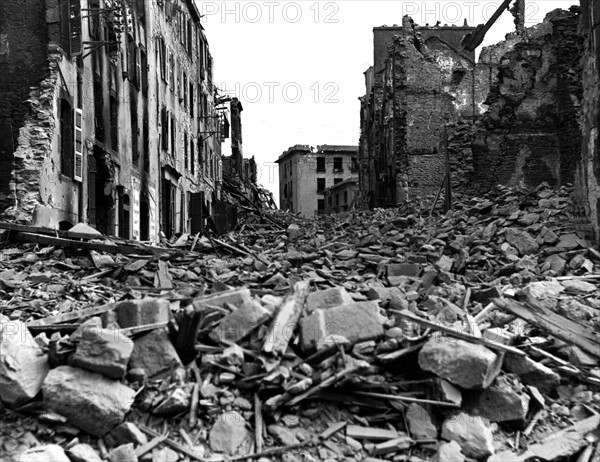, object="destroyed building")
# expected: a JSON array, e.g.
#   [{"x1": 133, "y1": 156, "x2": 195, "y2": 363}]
[
  {"x1": 358, "y1": 4, "x2": 597, "y2": 240},
  {"x1": 277, "y1": 144, "x2": 359, "y2": 217},
  {"x1": 0, "y1": 0, "x2": 226, "y2": 241}
]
